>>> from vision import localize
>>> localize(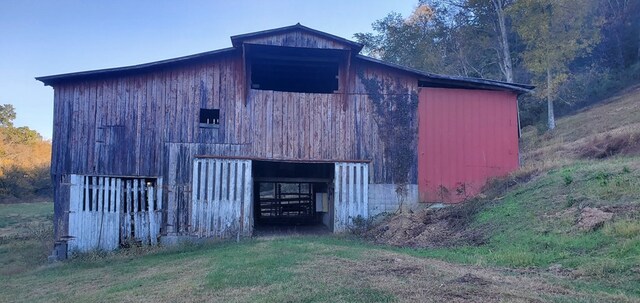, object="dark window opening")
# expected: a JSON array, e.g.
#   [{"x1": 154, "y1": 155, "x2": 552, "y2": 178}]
[
  {"x1": 251, "y1": 58, "x2": 339, "y2": 93},
  {"x1": 199, "y1": 109, "x2": 220, "y2": 127}
]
